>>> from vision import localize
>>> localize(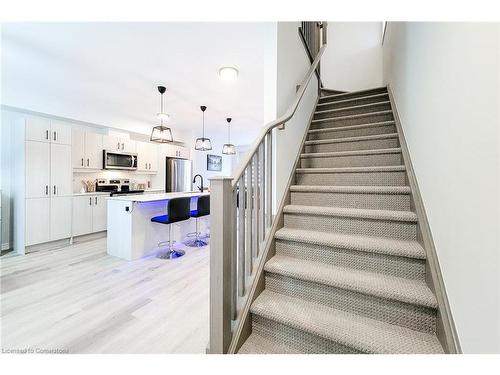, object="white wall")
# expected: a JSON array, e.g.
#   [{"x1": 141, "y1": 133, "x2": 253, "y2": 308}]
[
  {"x1": 191, "y1": 130, "x2": 234, "y2": 189},
  {"x1": 321, "y1": 22, "x2": 383, "y2": 91},
  {"x1": 274, "y1": 22, "x2": 319, "y2": 206},
  {"x1": 383, "y1": 22, "x2": 500, "y2": 353}
]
